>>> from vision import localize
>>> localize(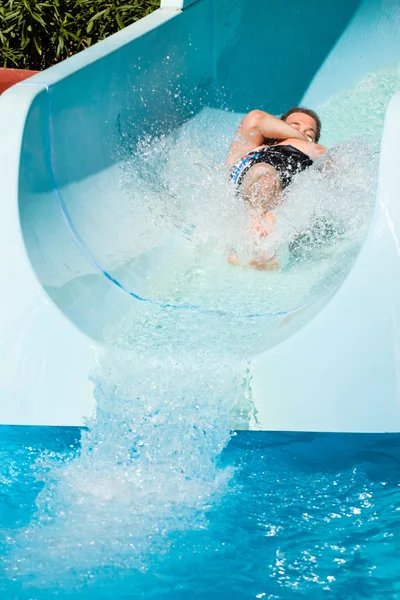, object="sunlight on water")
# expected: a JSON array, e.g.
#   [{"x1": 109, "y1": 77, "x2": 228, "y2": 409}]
[{"x1": 2, "y1": 66, "x2": 399, "y2": 595}]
